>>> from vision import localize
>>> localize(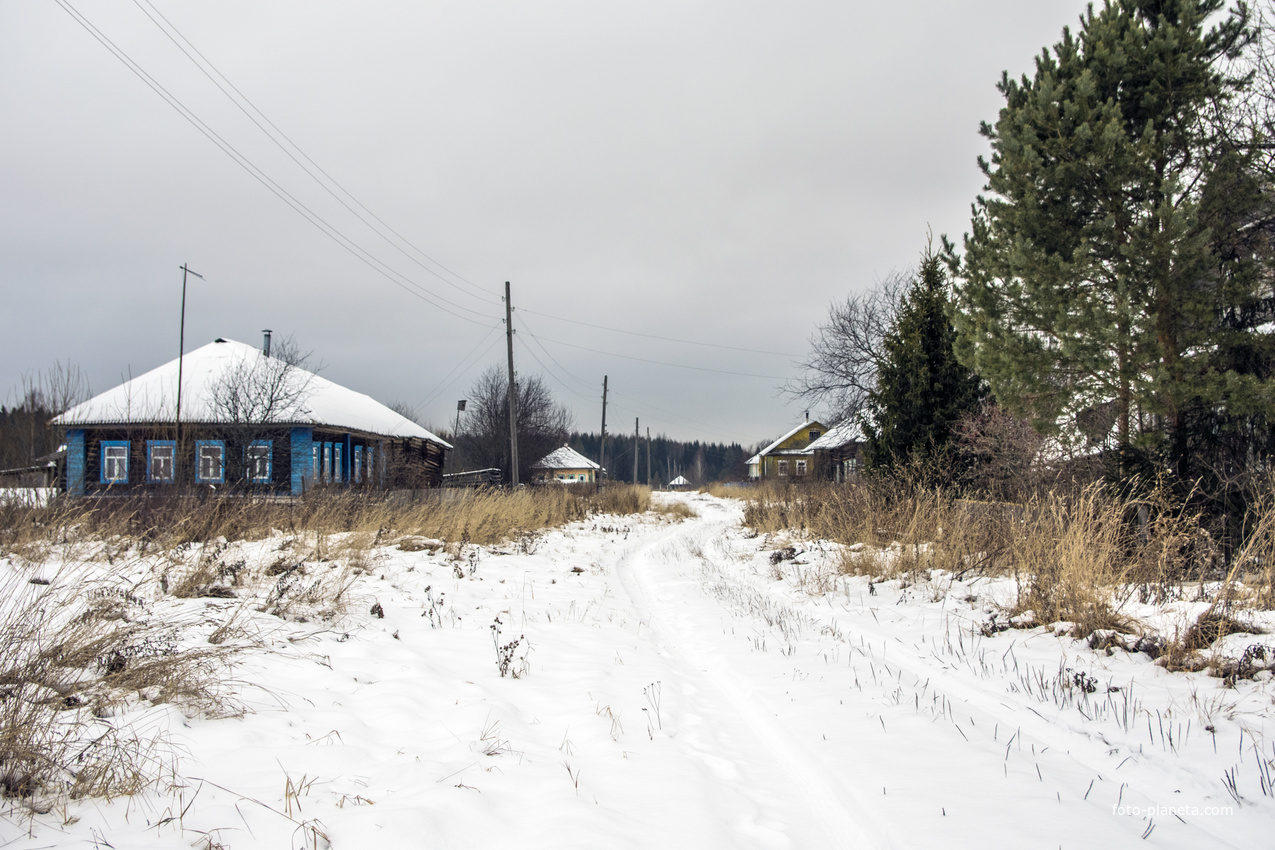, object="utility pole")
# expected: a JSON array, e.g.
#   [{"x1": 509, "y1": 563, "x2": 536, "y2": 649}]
[
  {"x1": 175, "y1": 263, "x2": 203, "y2": 483},
  {"x1": 646, "y1": 427, "x2": 652, "y2": 487},
  {"x1": 504, "y1": 281, "x2": 519, "y2": 486},
  {"x1": 598, "y1": 375, "x2": 608, "y2": 492},
  {"x1": 633, "y1": 418, "x2": 639, "y2": 485}
]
